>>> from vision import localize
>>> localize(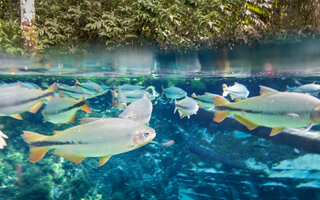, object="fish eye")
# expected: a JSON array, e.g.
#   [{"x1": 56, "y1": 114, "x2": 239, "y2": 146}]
[{"x1": 144, "y1": 132, "x2": 149, "y2": 137}]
